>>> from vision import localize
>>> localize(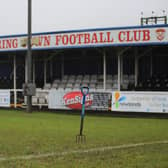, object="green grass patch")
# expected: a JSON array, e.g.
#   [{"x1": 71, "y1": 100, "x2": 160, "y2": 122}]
[{"x1": 0, "y1": 109, "x2": 168, "y2": 167}]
